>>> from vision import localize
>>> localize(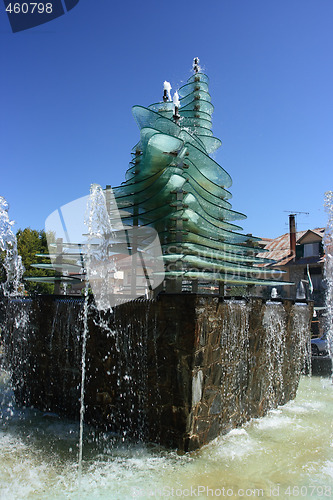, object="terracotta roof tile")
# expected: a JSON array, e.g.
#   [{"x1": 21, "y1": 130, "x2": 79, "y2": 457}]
[{"x1": 257, "y1": 228, "x2": 325, "y2": 267}]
